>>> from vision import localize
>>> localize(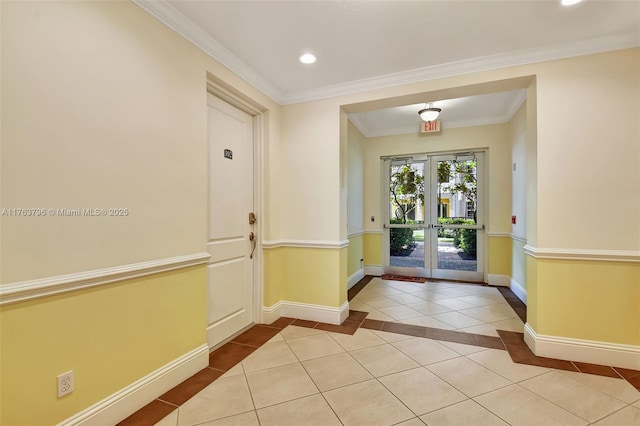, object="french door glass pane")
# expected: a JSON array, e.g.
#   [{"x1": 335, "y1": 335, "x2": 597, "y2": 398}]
[
  {"x1": 390, "y1": 162, "x2": 425, "y2": 224},
  {"x1": 389, "y1": 161, "x2": 425, "y2": 268},
  {"x1": 437, "y1": 229, "x2": 477, "y2": 271},
  {"x1": 390, "y1": 228, "x2": 425, "y2": 268},
  {"x1": 436, "y1": 158, "x2": 478, "y2": 272}
]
